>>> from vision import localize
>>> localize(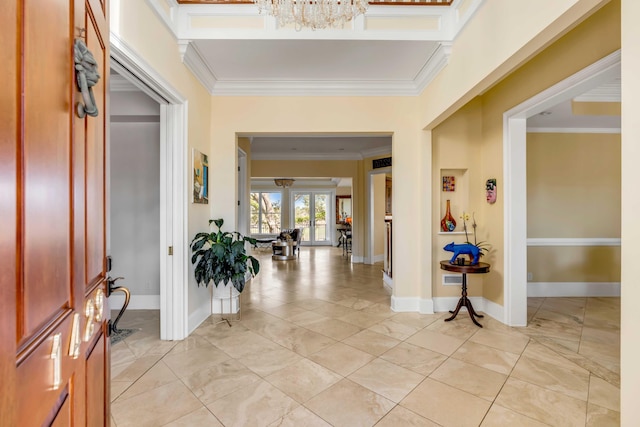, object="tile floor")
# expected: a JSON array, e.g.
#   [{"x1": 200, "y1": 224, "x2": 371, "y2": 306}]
[{"x1": 110, "y1": 247, "x2": 620, "y2": 426}]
